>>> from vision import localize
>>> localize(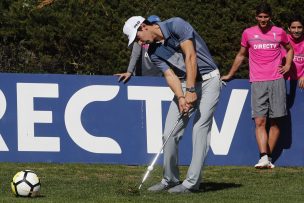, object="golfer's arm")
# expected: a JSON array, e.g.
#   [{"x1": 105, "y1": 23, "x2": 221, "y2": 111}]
[
  {"x1": 180, "y1": 40, "x2": 197, "y2": 88},
  {"x1": 164, "y1": 69, "x2": 184, "y2": 98},
  {"x1": 227, "y1": 46, "x2": 247, "y2": 77}
]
